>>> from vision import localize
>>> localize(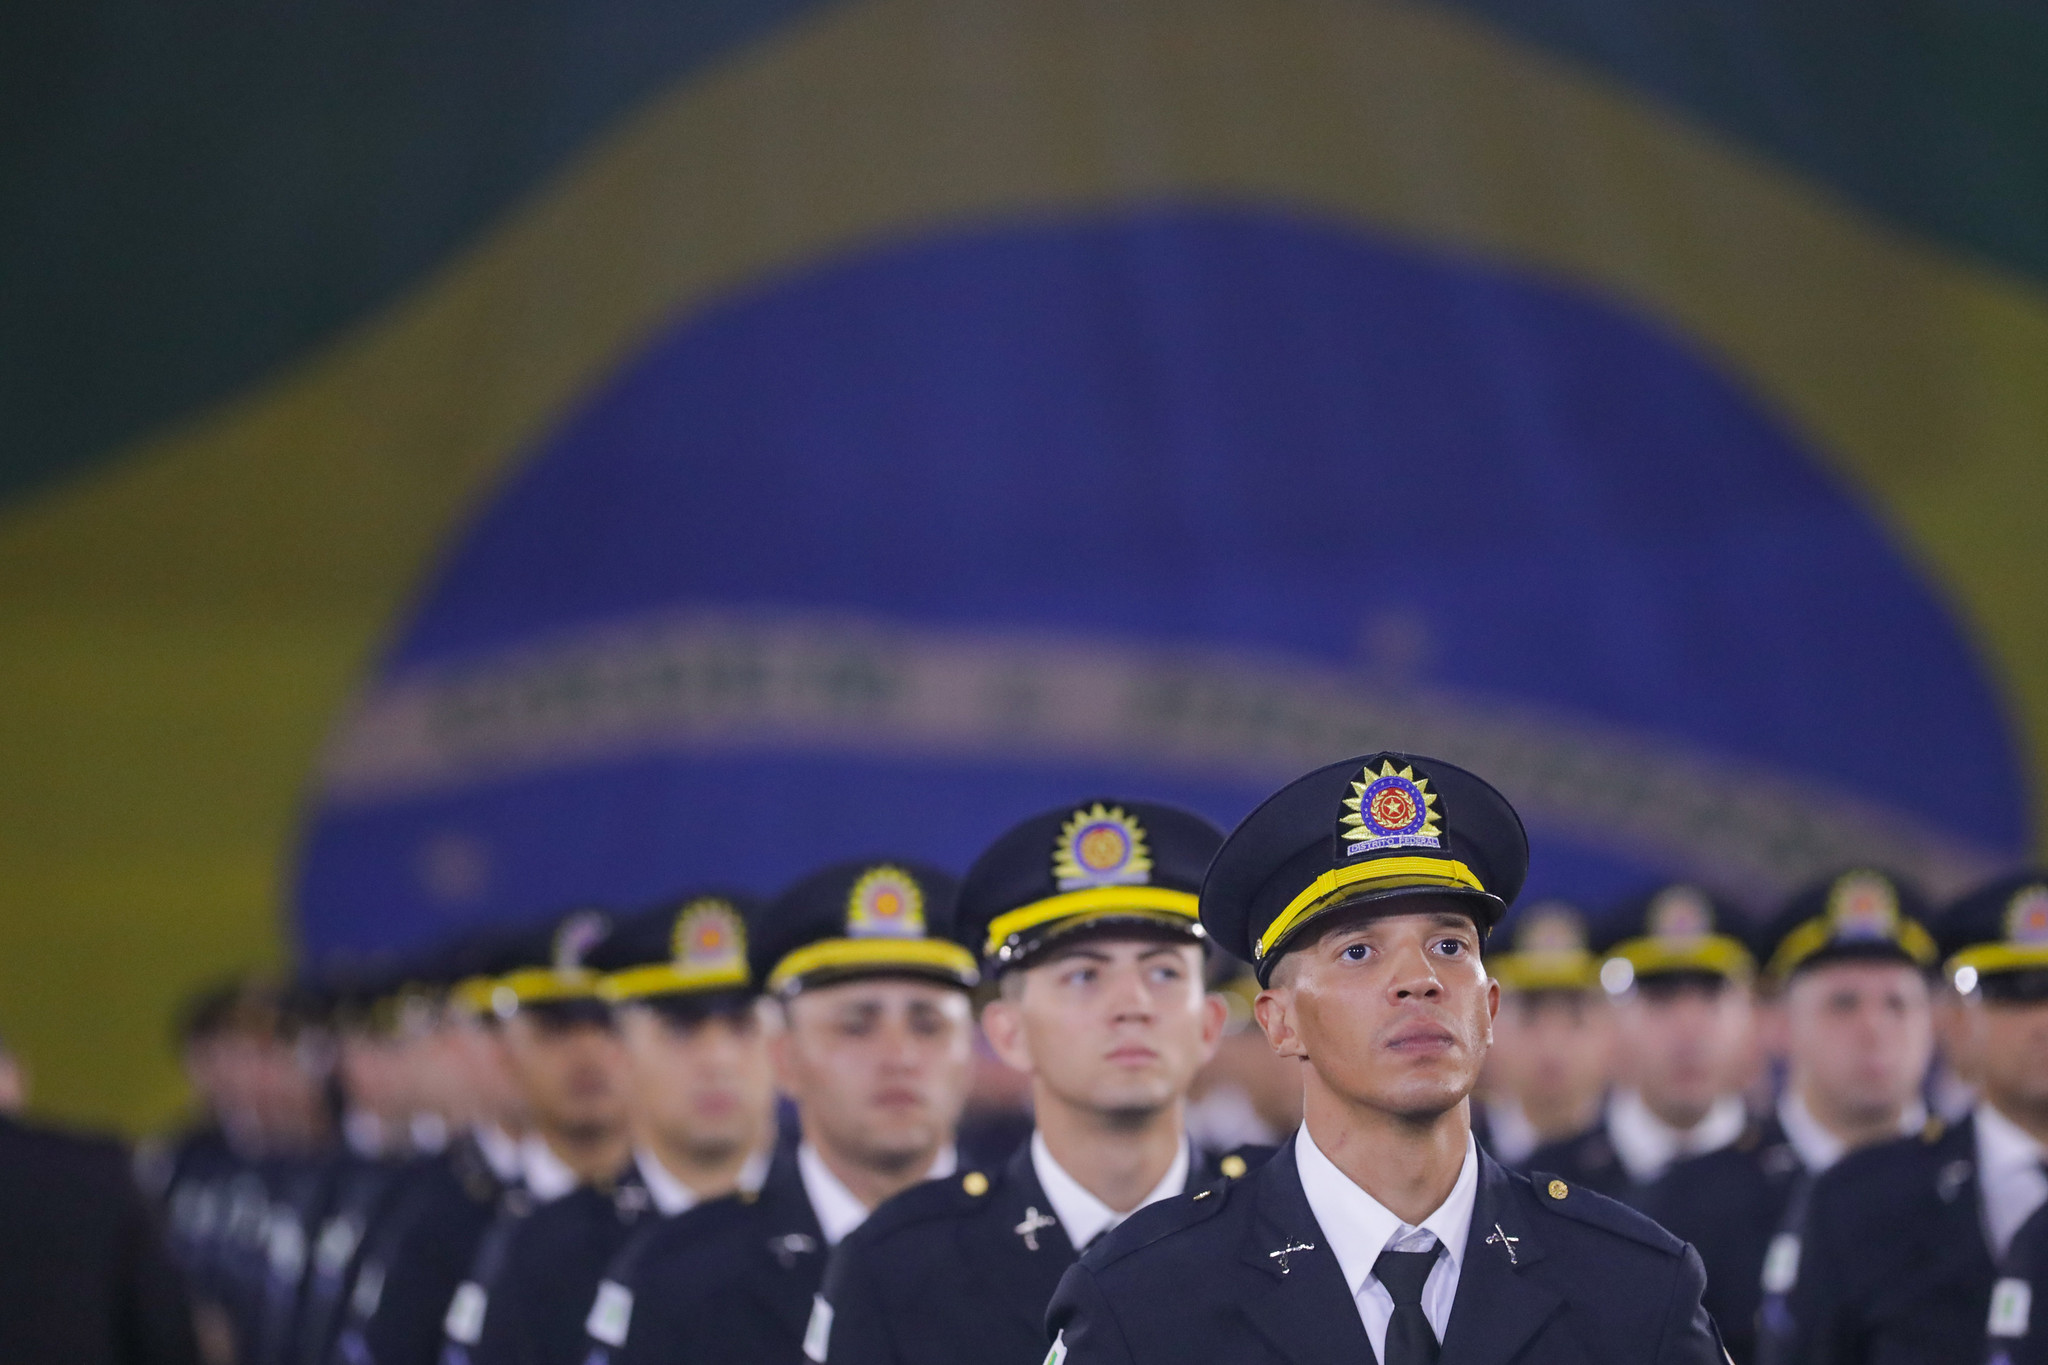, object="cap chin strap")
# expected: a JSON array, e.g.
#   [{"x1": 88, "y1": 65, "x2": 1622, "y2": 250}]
[
  {"x1": 765, "y1": 937, "x2": 980, "y2": 994},
  {"x1": 599, "y1": 961, "x2": 751, "y2": 1002},
  {"x1": 1945, "y1": 942, "x2": 2048, "y2": 977},
  {"x1": 1255, "y1": 856, "x2": 1484, "y2": 962},
  {"x1": 1765, "y1": 915, "x2": 1936, "y2": 982},
  {"x1": 983, "y1": 886, "x2": 1199, "y2": 958}
]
